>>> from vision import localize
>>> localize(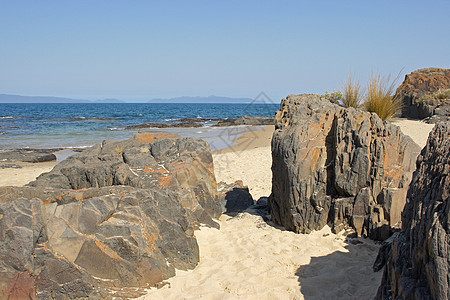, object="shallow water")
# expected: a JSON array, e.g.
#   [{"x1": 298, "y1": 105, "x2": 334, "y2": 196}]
[{"x1": 0, "y1": 103, "x2": 278, "y2": 150}]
